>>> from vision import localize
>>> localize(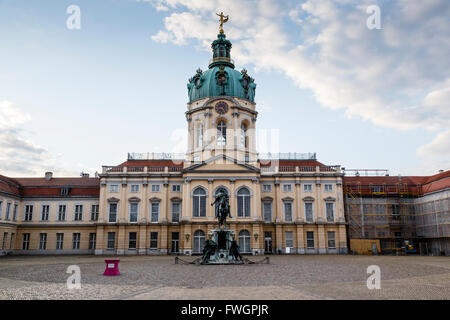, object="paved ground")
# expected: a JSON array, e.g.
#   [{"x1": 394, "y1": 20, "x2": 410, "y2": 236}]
[{"x1": 0, "y1": 255, "x2": 449, "y2": 300}]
